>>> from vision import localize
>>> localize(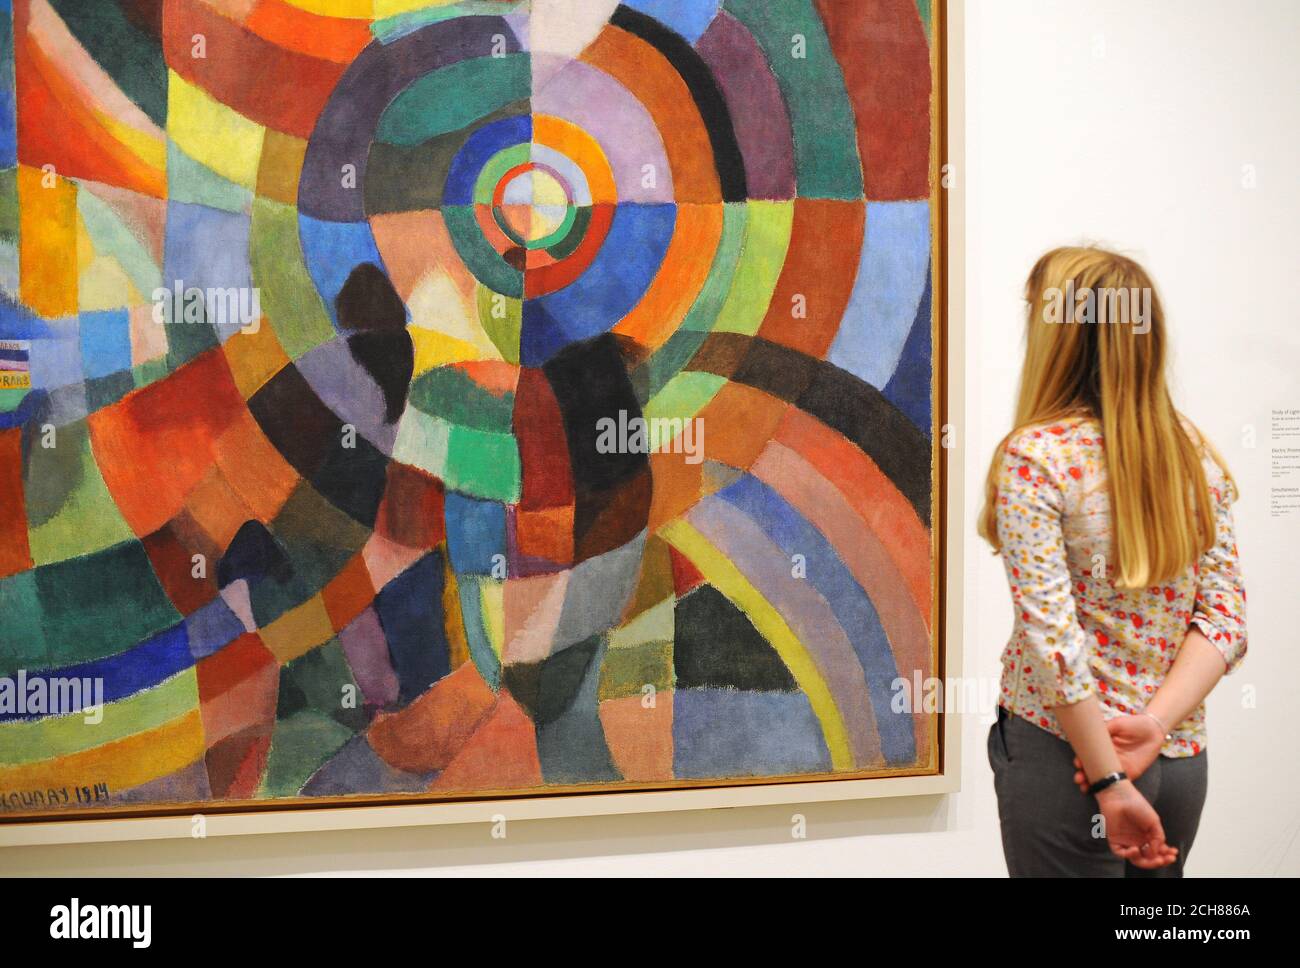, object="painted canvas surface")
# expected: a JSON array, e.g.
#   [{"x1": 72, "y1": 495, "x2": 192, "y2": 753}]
[{"x1": 0, "y1": 0, "x2": 941, "y2": 818}]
